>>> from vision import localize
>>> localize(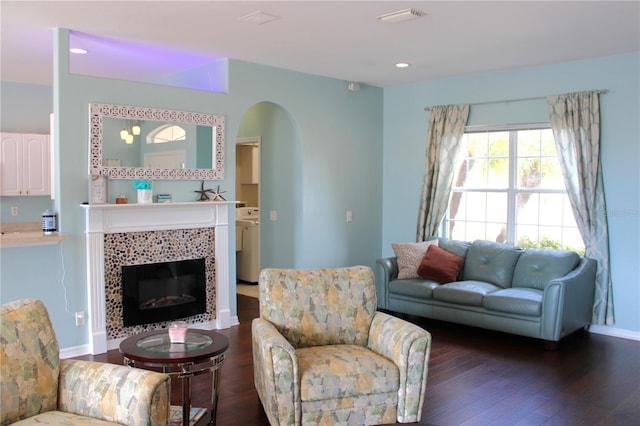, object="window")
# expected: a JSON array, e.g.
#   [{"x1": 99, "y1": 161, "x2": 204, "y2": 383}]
[
  {"x1": 147, "y1": 124, "x2": 186, "y2": 144},
  {"x1": 444, "y1": 124, "x2": 584, "y2": 254}
]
